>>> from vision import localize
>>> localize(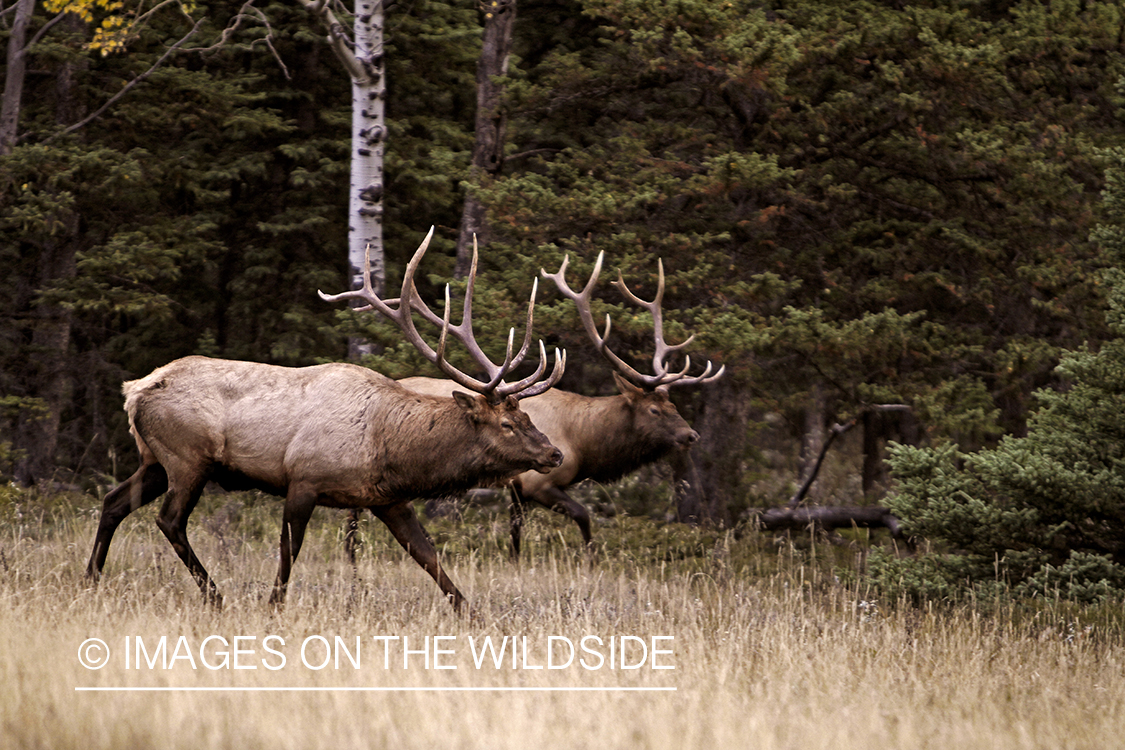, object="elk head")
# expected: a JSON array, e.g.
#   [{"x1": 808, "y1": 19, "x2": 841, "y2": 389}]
[
  {"x1": 542, "y1": 250, "x2": 723, "y2": 451},
  {"x1": 451, "y1": 390, "x2": 562, "y2": 476}
]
